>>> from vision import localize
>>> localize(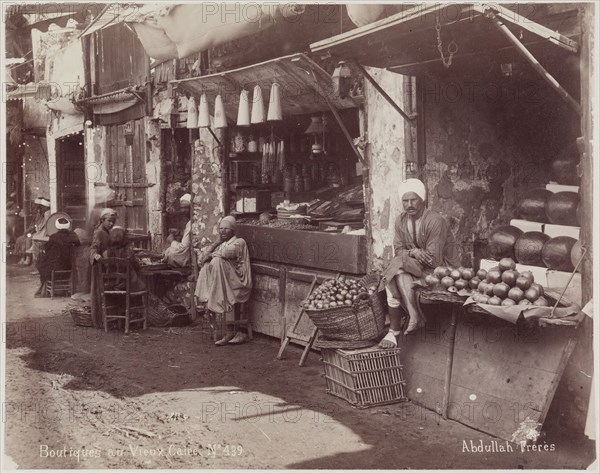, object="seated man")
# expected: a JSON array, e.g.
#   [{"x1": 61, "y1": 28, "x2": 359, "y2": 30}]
[
  {"x1": 163, "y1": 193, "x2": 192, "y2": 268},
  {"x1": 195, "y1": 216, "x2": 252, "y2": 345},
  {"x1": 35, "y1": 217, "x2": 80, "y2": 297},
  {"x1": 379, "y1": 179, "x2": 460, "y2": 347}
]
